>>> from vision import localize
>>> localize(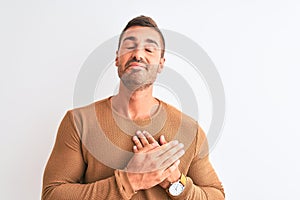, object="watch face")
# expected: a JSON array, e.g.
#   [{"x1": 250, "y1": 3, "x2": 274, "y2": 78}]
[{"x1": 169, "y1": 182, "x2": 184, "y2": 196}]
